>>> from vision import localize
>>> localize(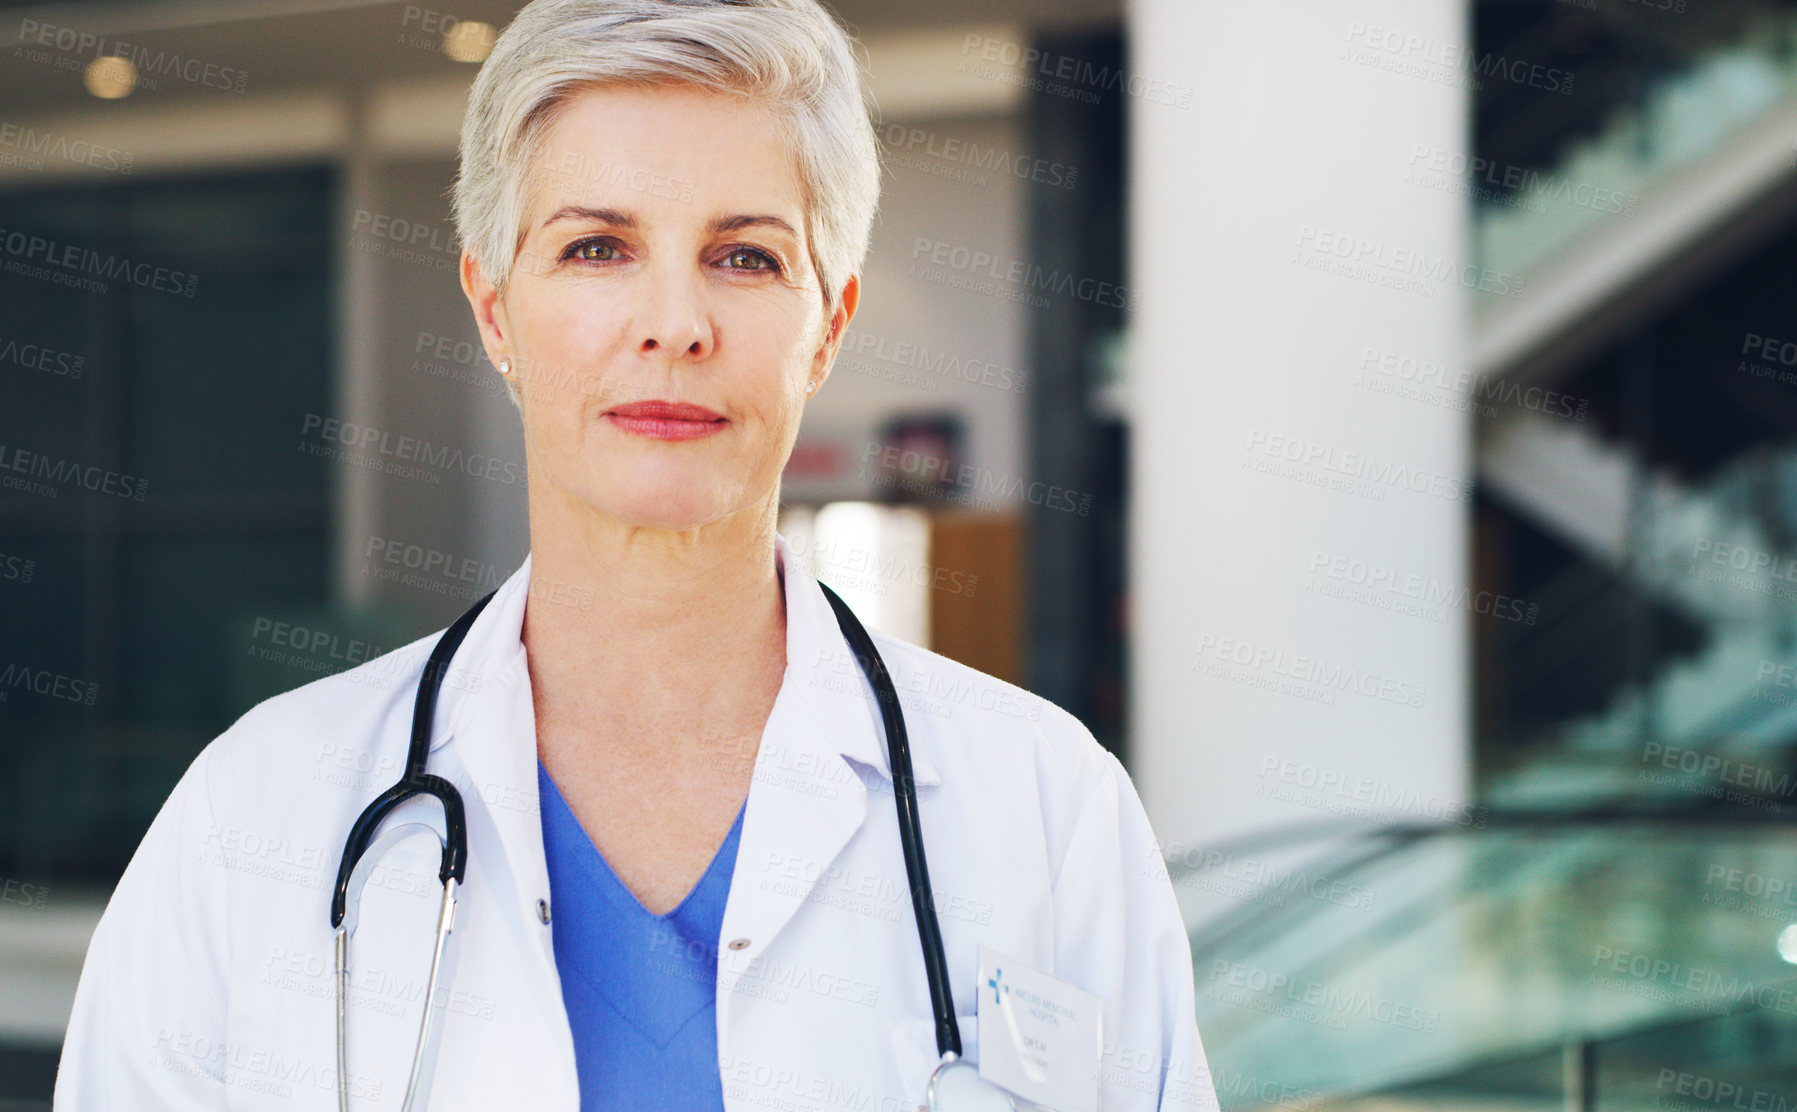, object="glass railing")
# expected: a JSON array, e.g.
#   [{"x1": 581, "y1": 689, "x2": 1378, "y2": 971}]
[
  {"x1": 1476, "y1": 10, "x2": 1797, "y2": 281},
  {"x1": 1179, "y1": 811, "x2": 1797, "y2": 1108}
]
